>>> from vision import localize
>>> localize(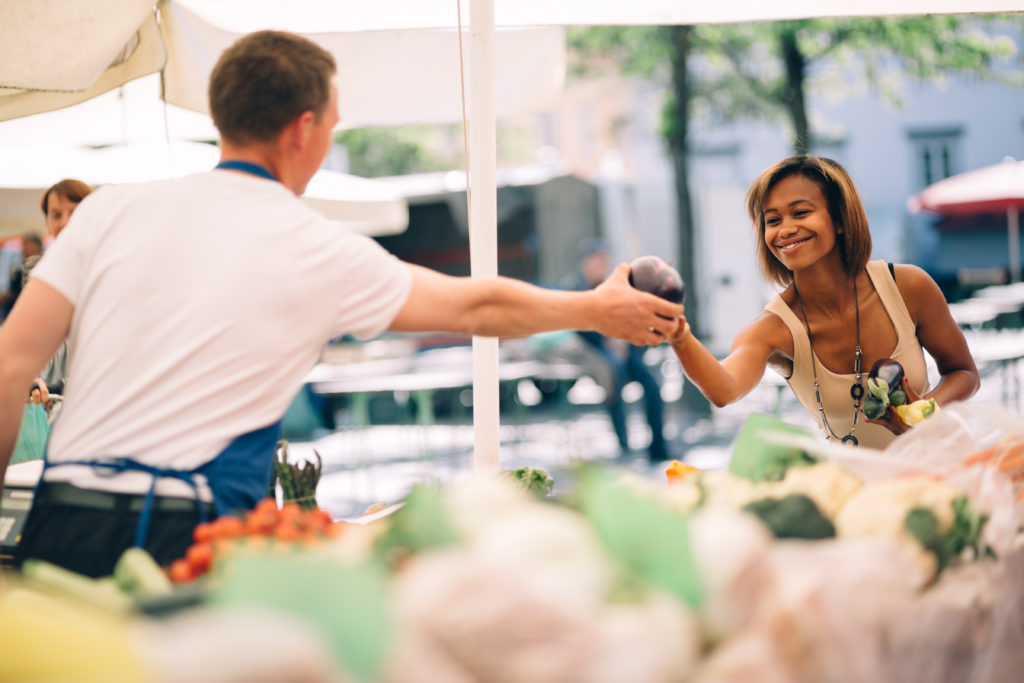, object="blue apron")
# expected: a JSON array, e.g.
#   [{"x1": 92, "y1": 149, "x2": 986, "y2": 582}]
[
  {"x1": 38, "y1": 420, "x2": 282, "y2": 547},
  {"x1": 33, "y1": 159, "x2": 288, "y2": 548}
]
